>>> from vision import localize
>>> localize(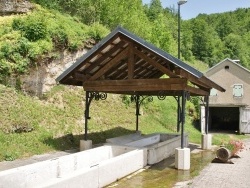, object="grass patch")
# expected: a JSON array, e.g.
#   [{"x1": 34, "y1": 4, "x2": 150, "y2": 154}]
[{"x1": 0, "y1": 84, "x2": 249, "y2": 161}]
